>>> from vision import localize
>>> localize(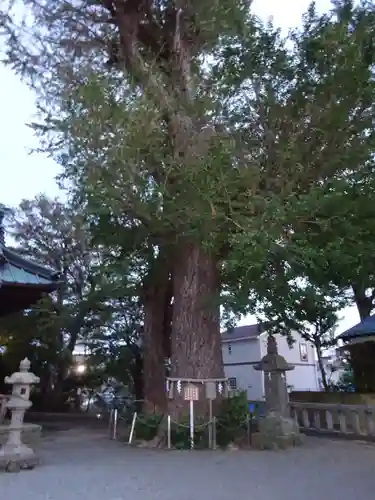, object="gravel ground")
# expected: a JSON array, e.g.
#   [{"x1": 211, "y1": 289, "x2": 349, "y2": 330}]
[{"x1": 1, "y1": 428, "x2": 375, "y2": 500}]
